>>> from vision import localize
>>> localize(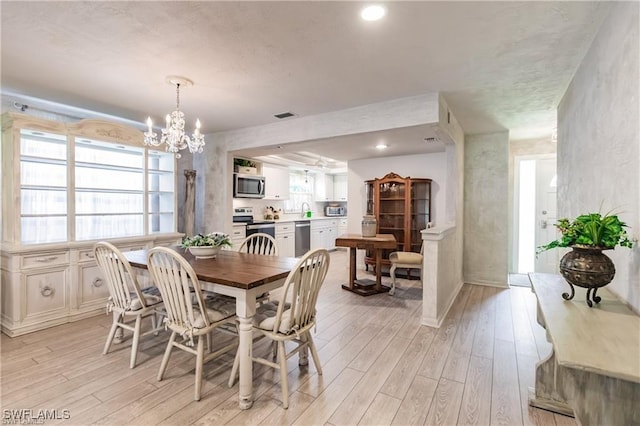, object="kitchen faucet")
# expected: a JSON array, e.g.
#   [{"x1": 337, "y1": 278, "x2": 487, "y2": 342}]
[{"x1": 301, "y1": 202, "x2": 311, "y2": 218}]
